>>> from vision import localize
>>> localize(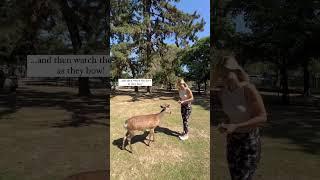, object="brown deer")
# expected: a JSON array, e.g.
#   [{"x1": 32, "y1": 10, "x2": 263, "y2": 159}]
[{"x1": 122, "y1": 104, "x2": 171, "y2": 153}]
